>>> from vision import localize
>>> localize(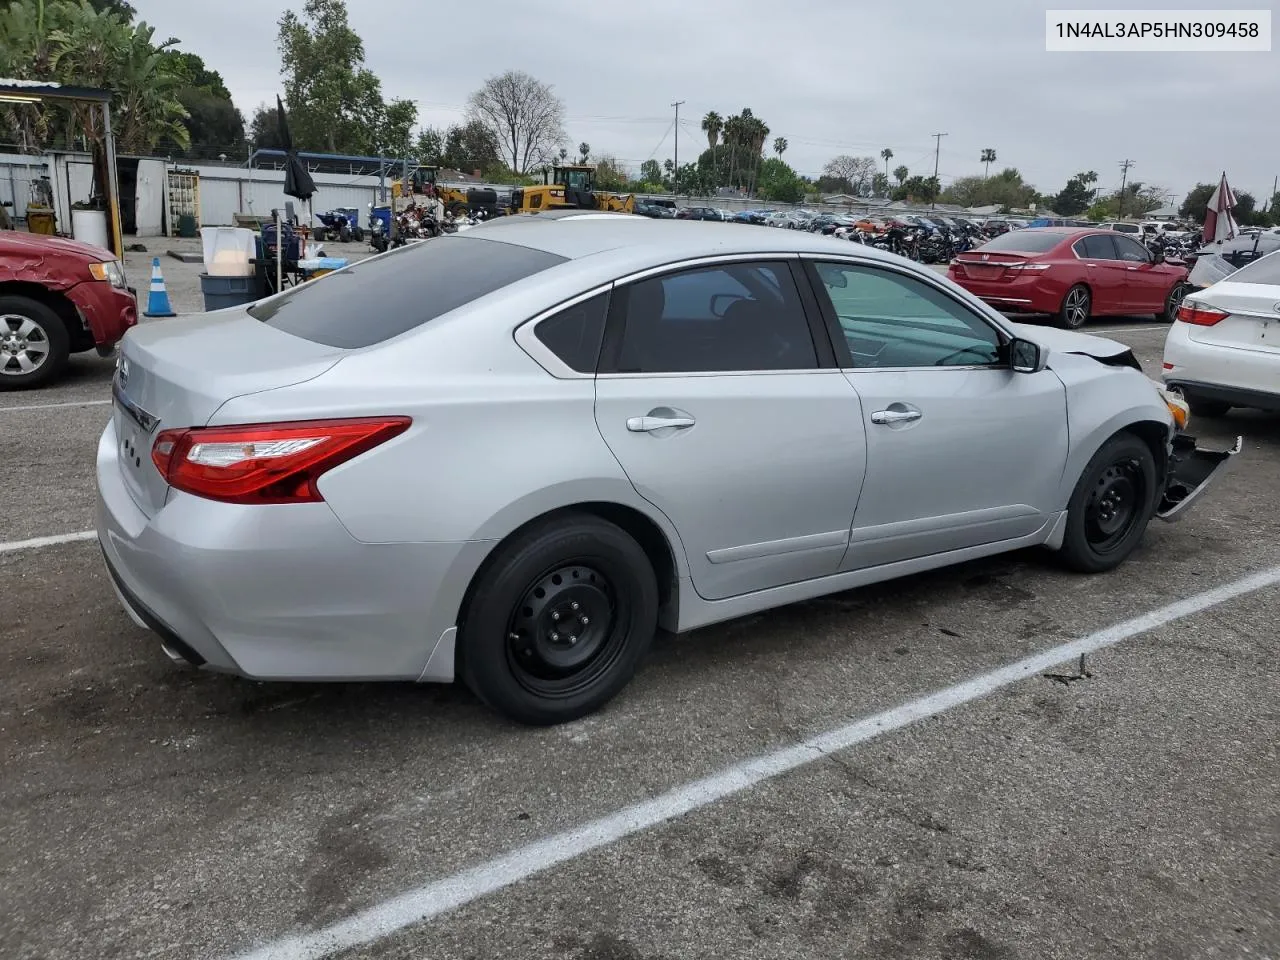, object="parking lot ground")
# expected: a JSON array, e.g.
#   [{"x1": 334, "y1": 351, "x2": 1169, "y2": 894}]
[{"x1": 2, "y1": 326, "x2": 1278, "y2": 960}]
